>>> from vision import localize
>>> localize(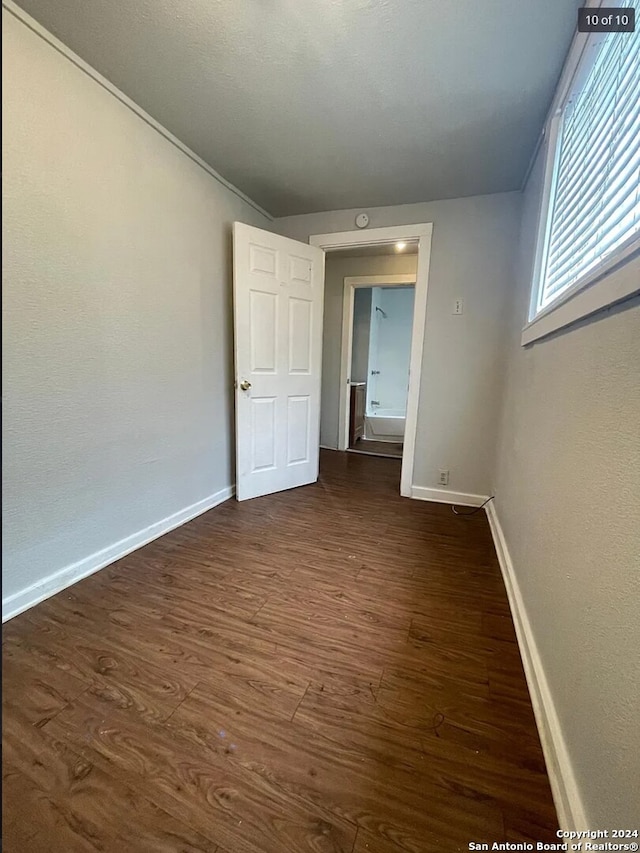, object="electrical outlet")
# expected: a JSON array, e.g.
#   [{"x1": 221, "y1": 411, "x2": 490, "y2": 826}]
[
  {"x1": 453, "y1": 298, "x2": 464, "y2": 315},
  {"x1": 438, "y1": 469, "x2": 449, "y2": 486}
]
